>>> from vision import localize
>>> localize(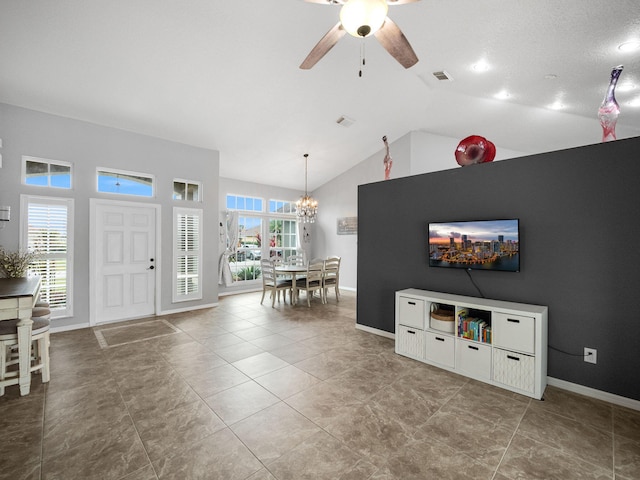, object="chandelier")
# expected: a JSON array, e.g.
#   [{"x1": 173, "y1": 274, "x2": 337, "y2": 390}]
[{"x1": 295, "y1": 153, "x2": 318, "y2": 223}]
